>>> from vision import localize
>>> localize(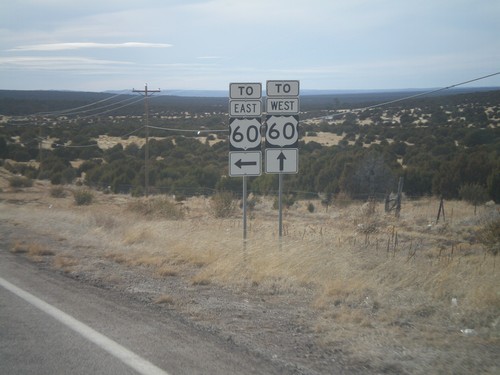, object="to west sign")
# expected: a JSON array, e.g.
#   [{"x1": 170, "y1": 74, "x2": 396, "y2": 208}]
[
  {"x1": 266, "y1": 97, "x2": 299, "y2": 115},
  {"x1": 266, "y1": 80, "x2": 300, "y2": 97}
]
